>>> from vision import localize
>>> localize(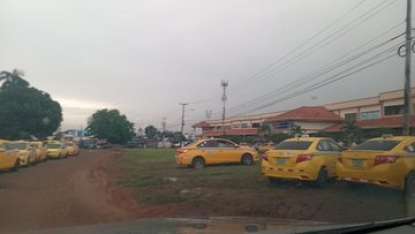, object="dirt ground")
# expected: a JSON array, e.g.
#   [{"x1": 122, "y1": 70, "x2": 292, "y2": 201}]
[
  {"x1": 0, "y1": 149, "x2": 413, "y2": 233},
  {"x1": 0, "y1": 149, "x2": 135, "y2": 233}
]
